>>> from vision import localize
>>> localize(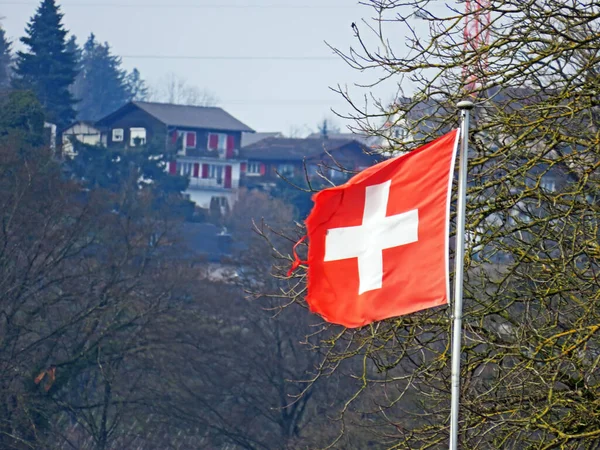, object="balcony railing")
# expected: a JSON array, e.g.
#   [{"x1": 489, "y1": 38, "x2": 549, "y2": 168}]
[
  {"x1": 177, "y1": 147, "x2": 238, "y2": 160},
  {"x1": 187, "y1": 177, "x2": 238, "y2": 190}
]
